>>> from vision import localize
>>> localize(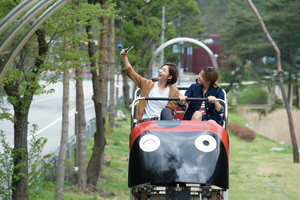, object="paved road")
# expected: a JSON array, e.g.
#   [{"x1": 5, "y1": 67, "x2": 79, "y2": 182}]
[{"x1": 0, "y1": 79, "x2": 113, "y2": 156}]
